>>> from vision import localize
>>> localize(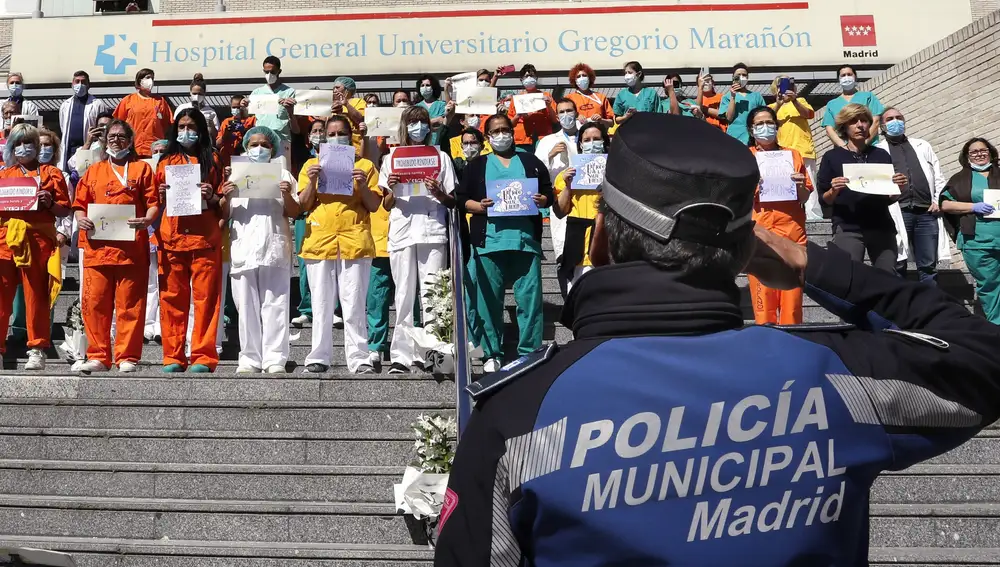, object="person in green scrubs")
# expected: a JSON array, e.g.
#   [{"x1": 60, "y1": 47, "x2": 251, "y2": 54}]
[
  {"x1": 458, "y1": 114, "x2": 553, "y2": 373},
  {"x1": 719, "y1": 62, "x2": 766, "y2": 144},
  {"x1": 612, "y1": 61, "x2": 658, "y2": 124},
  {"x1": 416, "y1": 75, "x2": 447, "y2": 146},
  {"x1": 822, "y1": 64, "x2": 885, "y2": 147},
  {"x1": 941, "y1": 138, "x2": 1000, "y2": 324}
]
